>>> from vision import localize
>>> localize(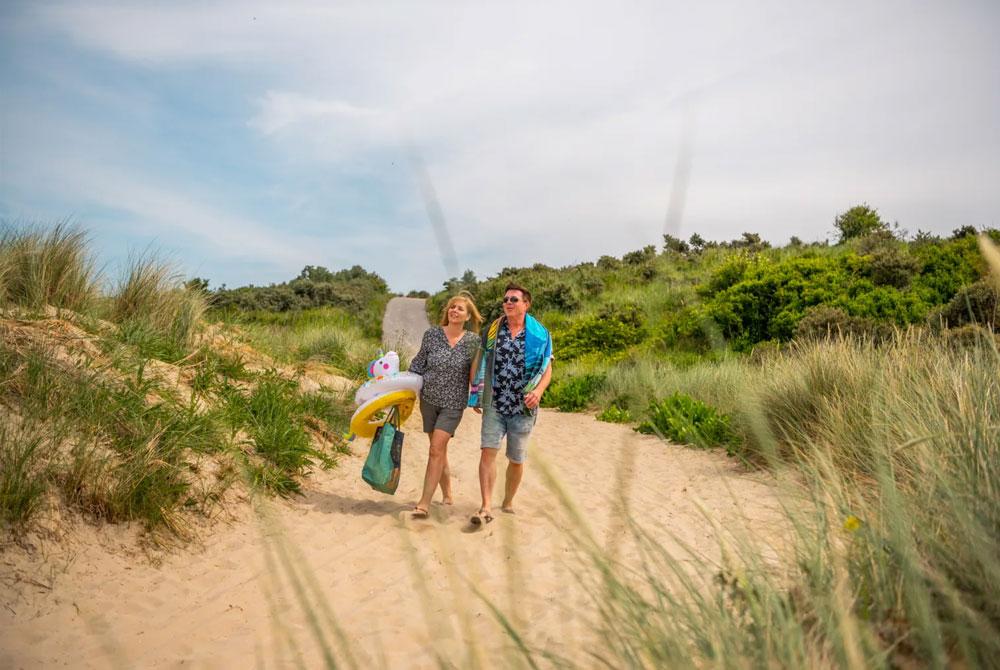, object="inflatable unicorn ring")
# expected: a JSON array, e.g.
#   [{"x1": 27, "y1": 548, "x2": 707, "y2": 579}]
[{"x1": 348, "y1": 351, "x2": 423, "y2": 439}]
